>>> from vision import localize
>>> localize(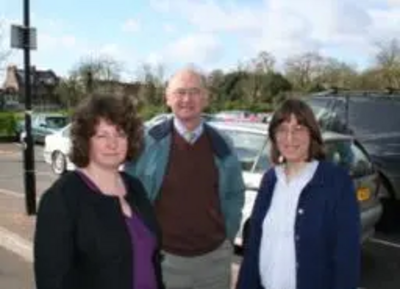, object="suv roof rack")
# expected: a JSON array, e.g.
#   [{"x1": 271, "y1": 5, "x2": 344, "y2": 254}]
[{"x1": 311, "y1": 86, "x2": 400, "y2": 97}]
